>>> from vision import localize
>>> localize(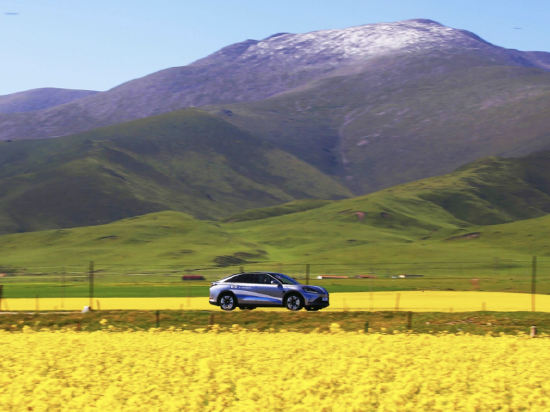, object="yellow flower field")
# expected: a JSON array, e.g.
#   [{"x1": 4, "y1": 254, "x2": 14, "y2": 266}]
[
  {"x1": 2, "y1": 291, "x2": 549, "y2": 312},
  {"x1": 1, "y1": 327, "x2": 550, "y2": 411}
]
